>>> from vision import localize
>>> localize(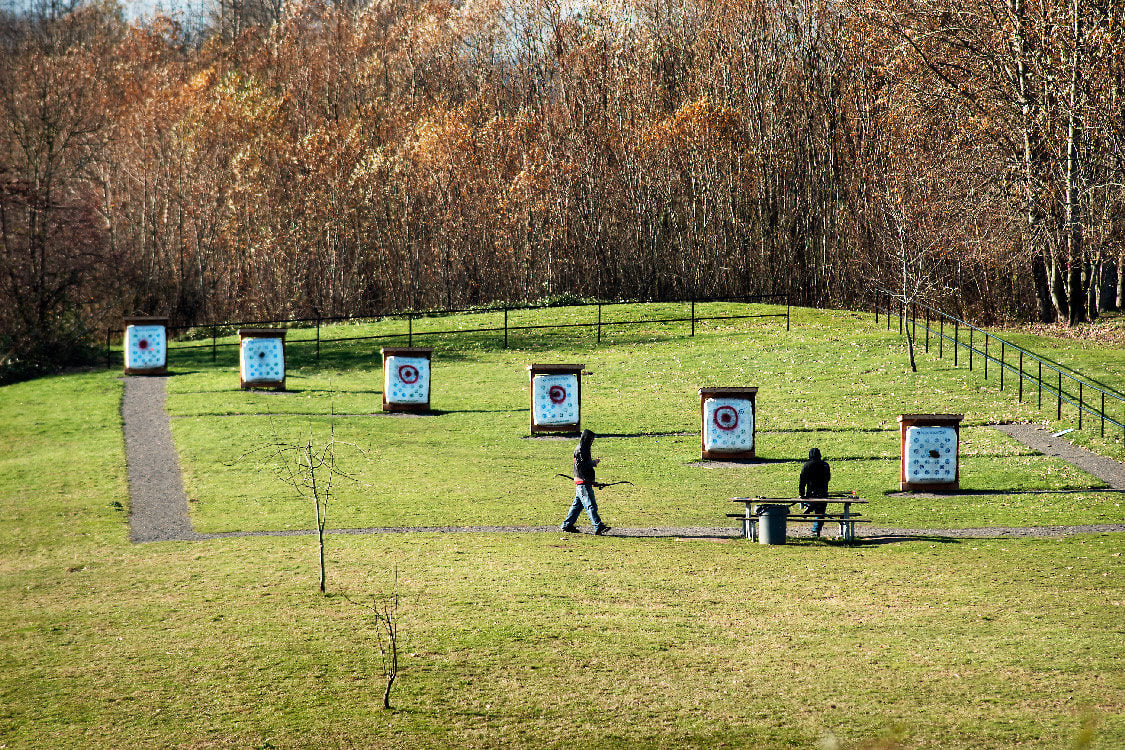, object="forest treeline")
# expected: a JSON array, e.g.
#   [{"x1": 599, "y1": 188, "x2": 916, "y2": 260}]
[{"x1": 1, "y1": 0, "x2": 1123, "y2": 379}]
